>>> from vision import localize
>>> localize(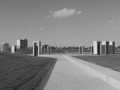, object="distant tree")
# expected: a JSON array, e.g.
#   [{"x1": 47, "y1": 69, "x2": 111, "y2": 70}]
[{"x1": 2, "y1": 43, "x2": 11, "y2": 53}]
